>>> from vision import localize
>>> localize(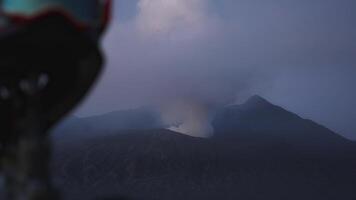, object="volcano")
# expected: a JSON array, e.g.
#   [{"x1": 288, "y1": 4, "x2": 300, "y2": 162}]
[{"x1": 53, "y1": 96, "x2": 356, "y2": 200}]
